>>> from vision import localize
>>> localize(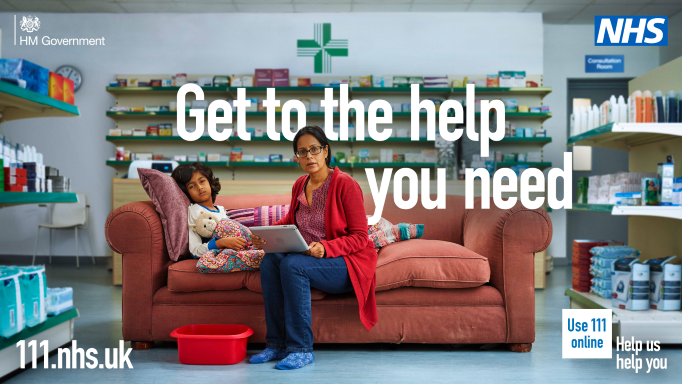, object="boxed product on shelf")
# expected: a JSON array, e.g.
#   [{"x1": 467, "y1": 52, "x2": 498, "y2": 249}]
[
  {"x1": 213, "y1": 76, "x2": 230, "y2": 86},
  {"x1": 273, "y1": 69, "x2": 289, "y2": 87},
  {"x1": 645, "y1": 256, "x2": 681, "y2": 311},
  {"x1": 572, "y1": 239, "x2": 623, "y2": 292},
  {"x1": 48, "y1": 72, "x2": 64, "y2": 101},
  {"x1": 658, "y1": 160, "x2": 675, "y2": 205},
  {"x1": 359, "y1": 76, "x2": 372, "y2": 87},
  {"x1": 393, "y1": 76, "x2": 408, "y2": 88},
  {"x1": 198, "y1": 77, "x2": 213, "y2": 87},
  {"x1": 612, "y1": 258, "x2": 650, "y2": 311},
  {"x1": 424, "y1": 76, "x2": 448, "y2": 88},
  {"x1": 18, "y1": 265, "x2": 47, "y2": 328},
  {"x1": 486, "y1": 74, "x2": 498, "y2": 87},
  {"x1": 47, "y1": 287, "x2": 73, "y2": 316},
  {"x1": 498, "y1": 71, "x2": 526, "y2": 87},
  {"x1": 0, "y1": 58, "x2": 50, "y2": 95},
  {"x1": 255, "y1": 69, "x2": 273, "y2": 87},
  {"x1": 254, "y1": 156, "x2": 269, "y2": 162},
  {"x1": 0, "y1": 267, "x2": 25, "y2": 337},
  {"x1": 502, "y1": 99, "x2": 517, "y2": 112},
  {"x1": 269, "y1": 154, "x2": 282, "y2": 162}
]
